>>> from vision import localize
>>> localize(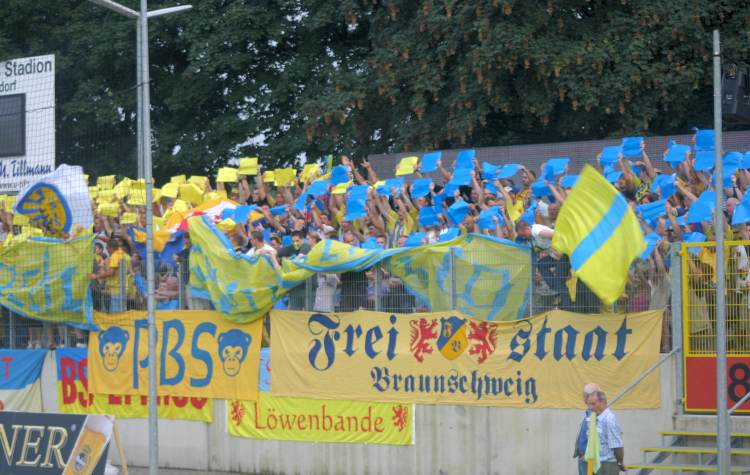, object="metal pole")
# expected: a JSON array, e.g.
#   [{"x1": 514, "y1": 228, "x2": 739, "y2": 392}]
[
  {"x1": 139, "y1": 1, "x2": 159, "y2": 473},
  {"x1": 713, "y1": 29, "x2": 730, "y2": 475},
  {"x1": 136, "y1": 20, "x2": 144, "y2": 179},
  {"x1": 670, "y1": 242, "x2": 685, "y2": 414},
  {"x1": 528, "y1": 248, "x2": 534, "y2": 317}
]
